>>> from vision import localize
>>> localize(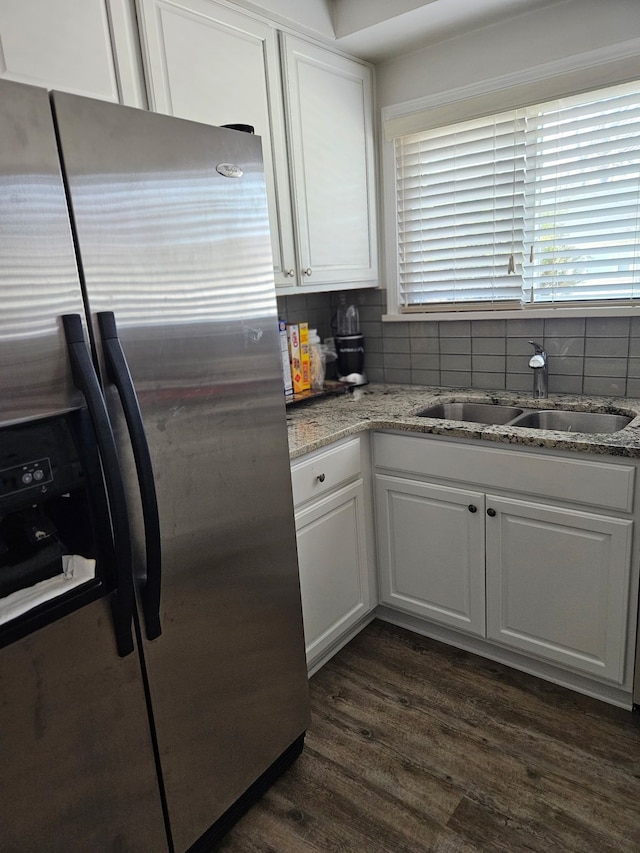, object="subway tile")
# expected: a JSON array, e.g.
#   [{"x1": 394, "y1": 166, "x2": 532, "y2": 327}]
[
  {"x1": 548, "y1": 375, "x2": 584, "y2": 395},
  {"x1": 409, "y1": 321, "x2": 439, "y2": 338},
  {"x1": 471, "y1": 372, "x2": 506, "y2": 391},
  {"x1": 471, "y1": 354, "x2": 506, "y2": 373},
  {"x1": 306, "y1": 292, "x2": 331, "y2": 310},
  {"x1": 366, "y1": 366, "x2": 385, "y2": 383},
  {"x1": 440, "y1": 320, "x2": 471, "y2": 337},
  {"x1": 472, "y1": 337, "x2": 506, "y2": 356},
  {"x1": 384, "y1": 368, "x2": 412, "y2": 384},
  {"x1": 440, "y1": 337, "x2": 471, "y2": 355},
  {"x1": 410, "y1": 337, "x2": 439, "y2": 355},
  {"x1": 549, "y1": 356, "x2": 584, "y2": 376},
  {"x1": 629, "y1": 339, "x2": 640, "y2": 358},
  {"x1": 384, "y1": 322, "x2": 411, "y2": 338},
  {"x1": 585, "y1": 317, "x2": 631, "y2": 338},
  {"x1": 360, "y1": 321, "x2": 382, "y2": 338},
  {"x1": 543, "y1": 317, "x2": 585, "y2": 337},
  {"x1": 441, "y1": 354, "x2": 471, "y2": 371},
  {"x1": 410, "y1": 369, "x2": 441, "y2": 386},
  {"x1": 356, "y1": 287, "x2": 385, "y2": 307},
  {"x1": 440, "y1": 371, "x2": 472, "y2": 388},
  {"x1": 383, "y1": 337, "x2": 410, "y2": 354},
  {"x1": 544, "y1": 337, "x2": 585, "y2": 357},
  {"x1": 585, "y1": 337, "x2": 629, "y2": 358},
  {"x1": 506, "y1": 373, "x2": 534, "y2": 392},
  {"x1": 471, "y1": 319, "x2": 506, "y2": 337},
  {"x1": 583, "y1": 357, "x2": 628, "y2": 378},
  {"x1": 583, "y1": 376, "x2": 626, "y2": 397},
  {"x1": 365, "y1": 336, "x2": 383, "y2": 354},
  {"x1": 507, "y1": 337, "x2": 536, "y2": 357},
  {"x1": 358, "y1": 305, "x2": 384, "y2": 323},
  {"x1": 410, "y1": 353, "x2": 440, "y2": 371},
  {"x1": 627, "y1": 357, "x2": 640, "y2": 379},
  {"x1": 506, "y1": 353, "x2": 532, "y2": 374},
  {"x1": 364, "y1": 351, "x2": 384, "y2": 369},
  {"x1": 630, "y1": 316, "x2": 640, "y2": 337},
  {"x1": 625, "y1": 377, "x2": 640, "y2": 397},
  {"x1": 383, "y1": 352, "x2": 411, "y2": 370},
  {"x1": 506, "y1": 318, "x2": 544, "y2": 338}
]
